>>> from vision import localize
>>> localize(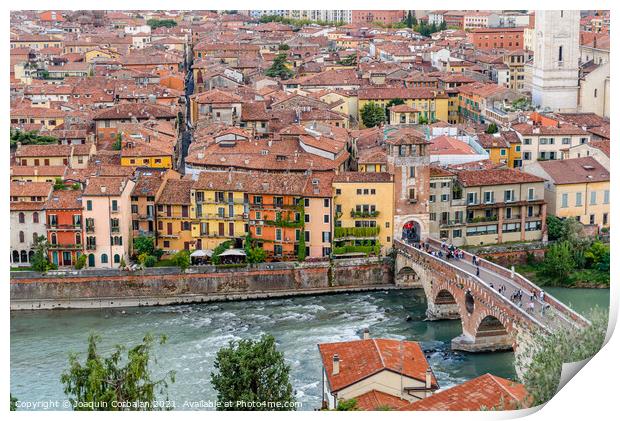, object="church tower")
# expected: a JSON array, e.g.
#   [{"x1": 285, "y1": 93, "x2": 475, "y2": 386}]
[
  {"x1": 386, "y1": 128, "x2": 430, "y2": 243},
  {"x1": 531, "y1": 10, "x2": 580, "y2": 112}
]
